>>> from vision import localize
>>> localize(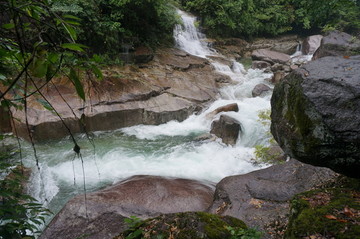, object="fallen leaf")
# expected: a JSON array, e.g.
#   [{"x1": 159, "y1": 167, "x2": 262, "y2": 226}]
[
  {"x1": 344, "y1": 206, "x2": 354, "y2": 217},
  {"x1": 343, "y1": 55, "x2": 350, "y2": 59},
  {"x1": 337, "y1": 219, "x2": 348, "y2": 223},
  {"x1": 325, "y1": 215, "x2": 337, "y2": 220}
]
